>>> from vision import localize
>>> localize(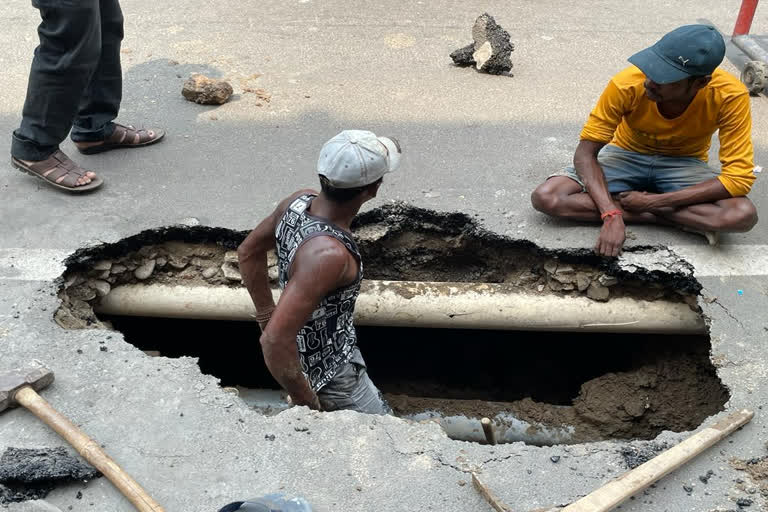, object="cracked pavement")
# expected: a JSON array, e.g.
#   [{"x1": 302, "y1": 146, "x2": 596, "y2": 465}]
[{"x1": 1, "y1": 0, "x2": 768, "y2": 511}]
